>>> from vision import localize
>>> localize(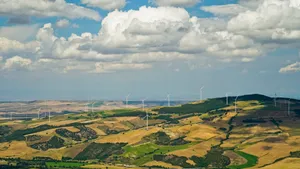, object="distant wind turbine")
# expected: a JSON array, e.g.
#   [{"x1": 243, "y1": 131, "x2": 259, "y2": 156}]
[
  {"x1": 48, "y1": 101, "x2": 51, "y2": 123},
  {"x1": 200, "y1": 86, "x2": 204, "y2": 101},
  {"x1": 143, "y1": 111, "x2": 150, "y2": 131},
  {"x1": 141, "y1": 98, "x2": 147, "y2": 112},
  {"x1": 38, "y1": 108, "x2": 41, "y2": 119},
  {"x1": 235, "y1": 95, "x2": 239, "y2": 113},
  {"x1": 126, "y1": 94, "x2": 130, "y2": 108},
  {"x1": 274, "y1": 93, "x2": 277, "y2": 107},
  {"x1": 92, "y1": 101, "x2": 96, "y2": 113},
  {"x1": 167, "y1": 94, "x2": 171, "y2": 107},
  {"x1": 226, "y1": 92, "x2": 231, "y2": 105}
]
